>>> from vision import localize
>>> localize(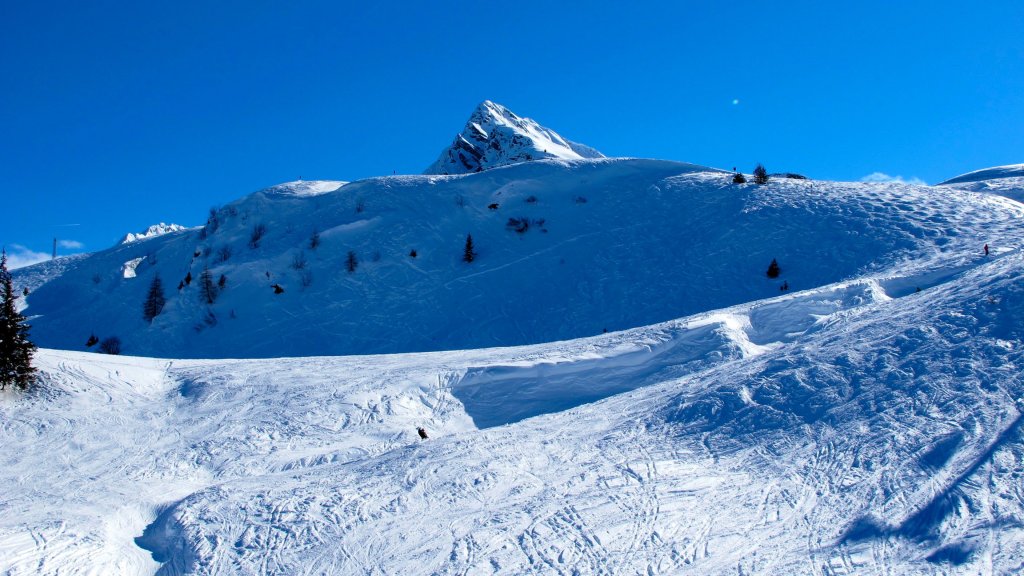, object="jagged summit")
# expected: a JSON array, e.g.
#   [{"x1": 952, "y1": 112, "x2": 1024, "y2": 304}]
[
  {"x1": 119, "y1": 222, "x2": 188, "y2": 244},
  {"x1": 423, "y1": 100, "x2": 604, "y2": 175}
]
